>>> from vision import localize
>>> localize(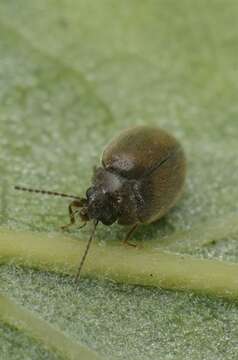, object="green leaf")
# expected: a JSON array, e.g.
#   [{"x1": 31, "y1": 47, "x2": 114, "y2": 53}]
[{"x1": 0, "y1": 1, "x2": 238, "y2": 359}]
